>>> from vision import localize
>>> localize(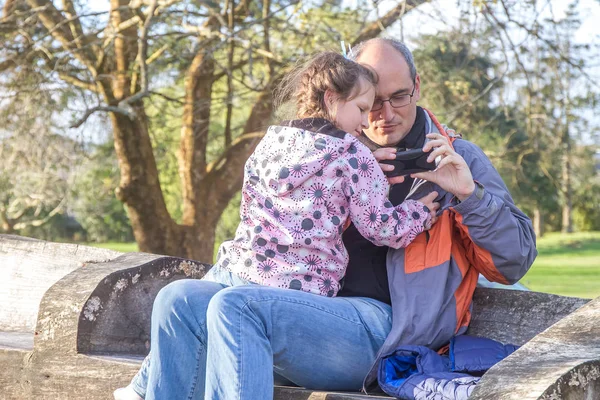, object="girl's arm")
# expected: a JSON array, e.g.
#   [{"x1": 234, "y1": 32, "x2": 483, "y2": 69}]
[{"x1": 343, "y1": 142, "x2": 431, "y2": 249}]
